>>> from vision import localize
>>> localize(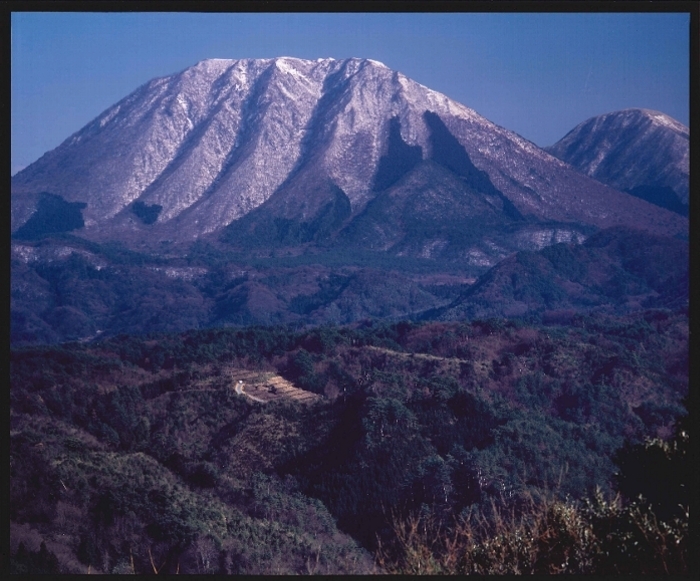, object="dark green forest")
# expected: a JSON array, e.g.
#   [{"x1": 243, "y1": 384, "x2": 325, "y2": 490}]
[{"x1": 10, "y1": 311, "x2": 691, "y2": 574}]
